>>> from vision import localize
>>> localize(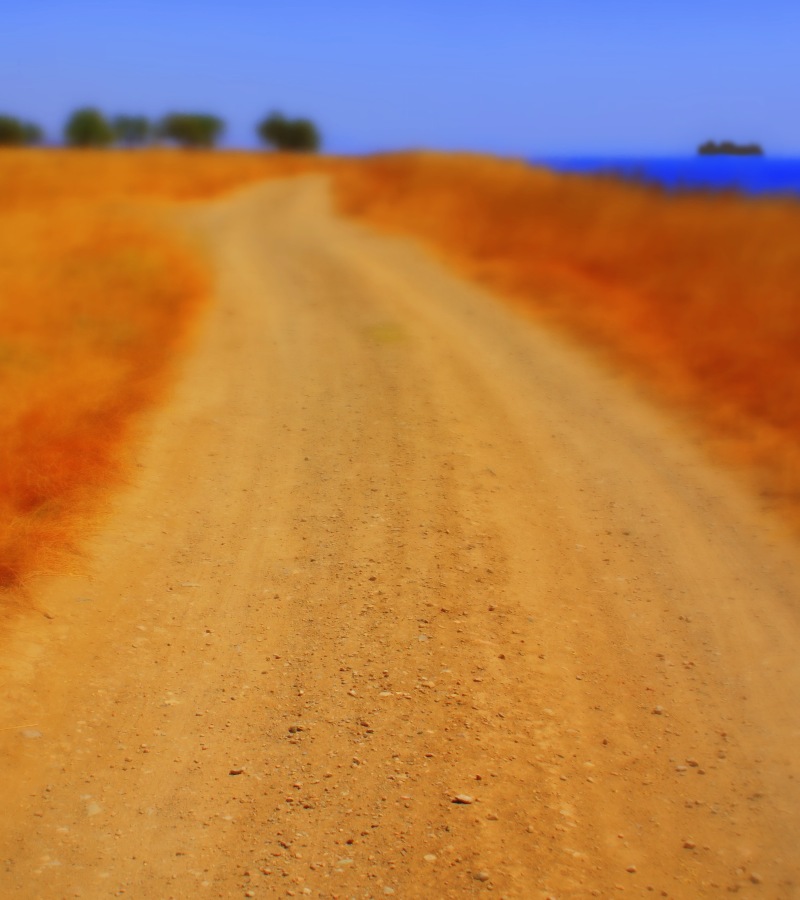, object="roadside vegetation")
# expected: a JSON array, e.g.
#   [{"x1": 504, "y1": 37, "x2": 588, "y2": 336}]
[
  {"x1": 0, "y1": 152, "x2": 210, "y2": 600},
  {"x1": 333, "y1": 153, "x2": 800, "y2": 519},
  {"x1": 1, "y1": 147, "x2": 799, "y2": 609}
]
